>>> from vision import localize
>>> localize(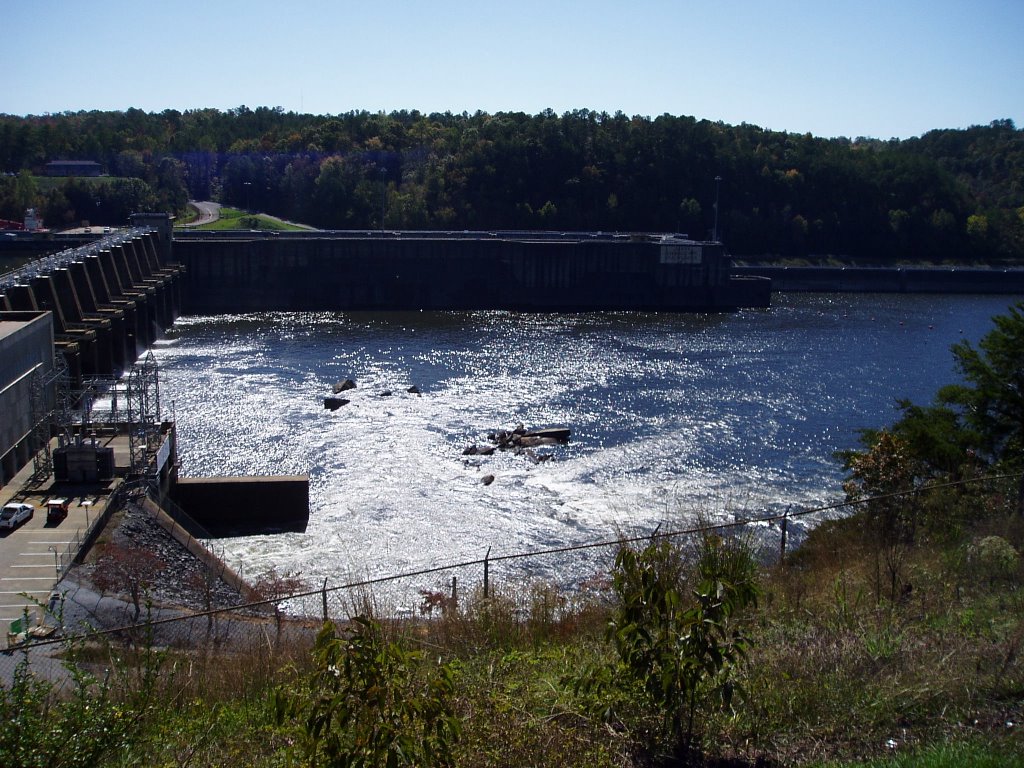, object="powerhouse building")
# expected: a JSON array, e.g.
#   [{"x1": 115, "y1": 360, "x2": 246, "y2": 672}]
[{"x1": 0, "y1": 311, "x2": 55, "y2": 485}]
